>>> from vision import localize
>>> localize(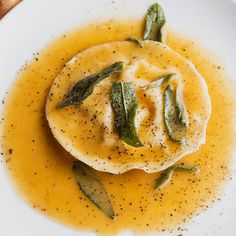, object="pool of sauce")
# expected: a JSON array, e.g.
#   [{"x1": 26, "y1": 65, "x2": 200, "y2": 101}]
[{"x1": 1, "y1": 20, "x2": 236, "y2": 234}]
